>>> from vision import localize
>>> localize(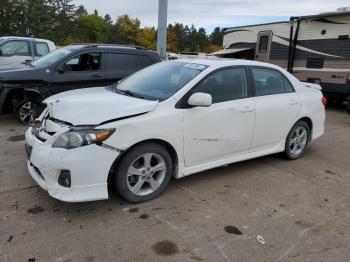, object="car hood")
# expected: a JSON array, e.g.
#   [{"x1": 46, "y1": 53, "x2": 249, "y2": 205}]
[
  {"x1": 0, "y1": 66, "x2": 43, "y2": 79},
  {"x1": 44, "y1": 87, "x2": 159, "y2": 126}
]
